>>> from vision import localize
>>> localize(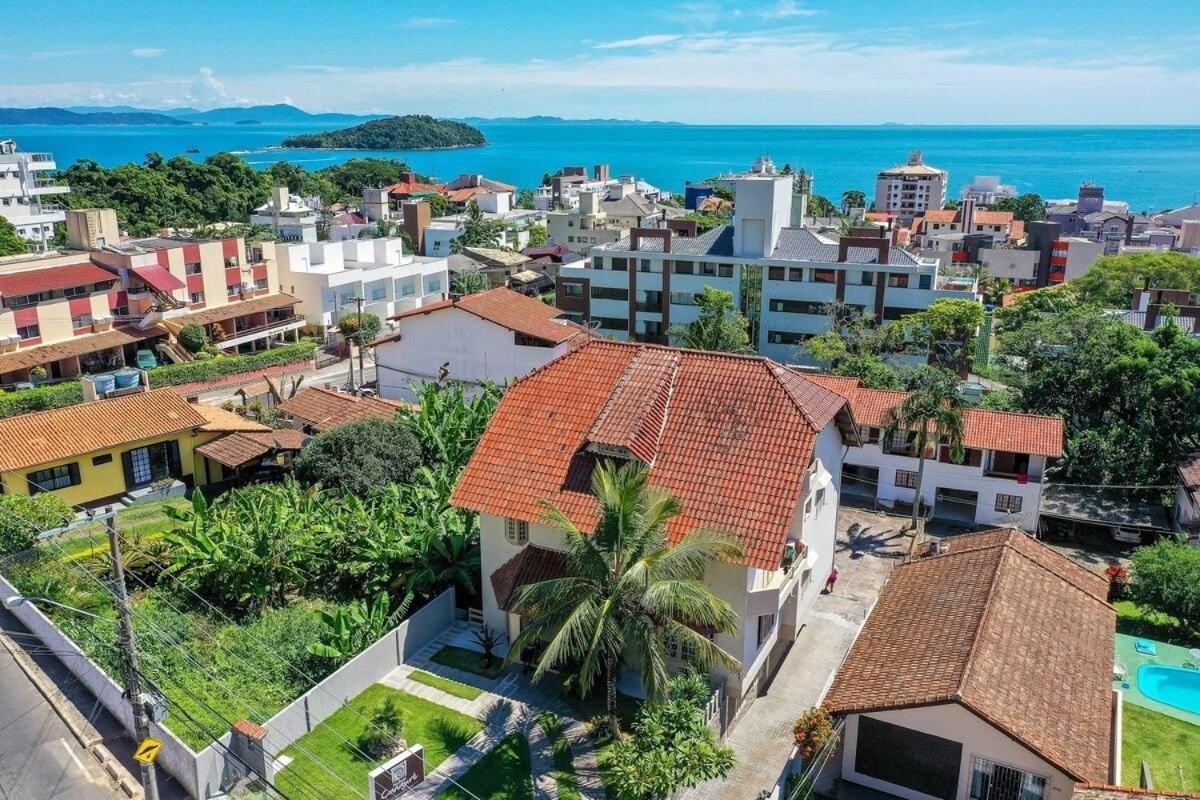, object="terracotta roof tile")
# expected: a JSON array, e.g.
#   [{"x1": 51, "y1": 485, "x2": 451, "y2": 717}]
[
  {"x1": 805, "y1": 374, "x2": 1064, "y2": 457},
  {"x1": 168, "y1": 294, "x2": 299, "y2": 328},
  {"x1": 0, "y1": 262, "x2": 118, "y2": 297},
  {"x1": 490, "y1": 546, "x2": 571, "y2": 612},
  {"x1": 193, "y1": 404, "x2": 271, "y2": 432},
  {"x1": 232, "y1": 719, "x2": 268, "y2": 740},
  {"x1": 277, "y1": 387, "x2": 408, "y2": 432},
  {"x1": 195, "y1": 429, "x2": 306, "y2": 468},
  {"x1": 824, "y1": 528, "x2": 1115, "y2": 783},
  {"x1": 451, "y1": 340, "x2": 854, "y2": 570},
  {"x1": 0, "y1": 389, "x2": 207, "y2": 472},
  {"x1": 387, "y1": 287, "x2": 588, "y2": 346}
]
